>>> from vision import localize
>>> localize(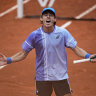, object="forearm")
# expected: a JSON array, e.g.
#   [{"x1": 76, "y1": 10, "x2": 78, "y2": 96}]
[
  {"x1": 10, "y1": 50, "x2": 28, "y2": 63},
  {"x1": 72, "y1": 46, "x2": 88, "y2": 58},
  {"x1": 0, "y1": 50, "x2": 28, "y2": 66}
]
